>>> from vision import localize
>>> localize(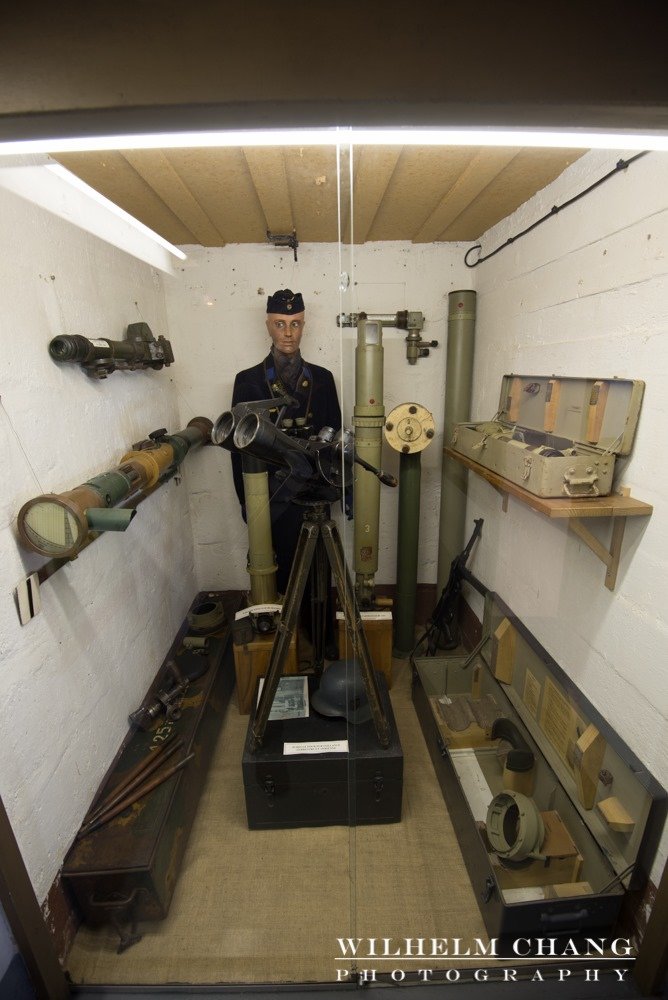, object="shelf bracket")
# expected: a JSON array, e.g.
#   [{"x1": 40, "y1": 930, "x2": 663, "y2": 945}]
[
  {"x1": 490, "y1": 483, "x2": 509, "y2": 512},
  {"x1": 568, "y1": 516, "x2": 627, "y2": 591}
]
